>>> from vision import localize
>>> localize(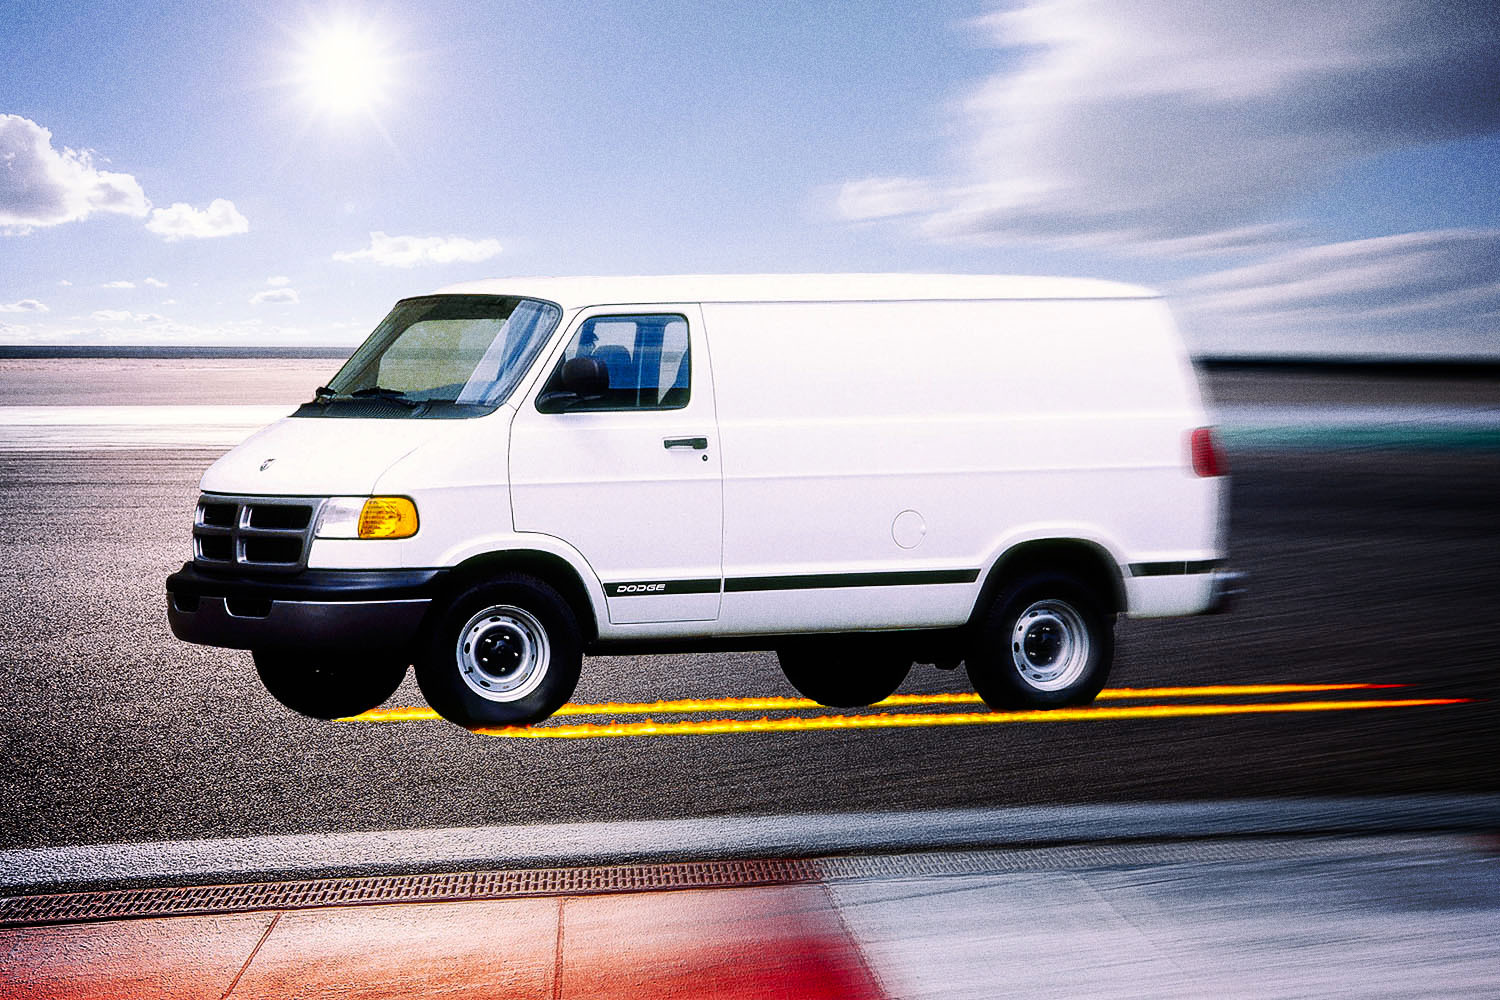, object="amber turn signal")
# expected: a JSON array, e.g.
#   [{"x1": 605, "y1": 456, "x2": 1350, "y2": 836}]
[{"x1": 357, "y1": 497, "x2": 419, "y2": 539}]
